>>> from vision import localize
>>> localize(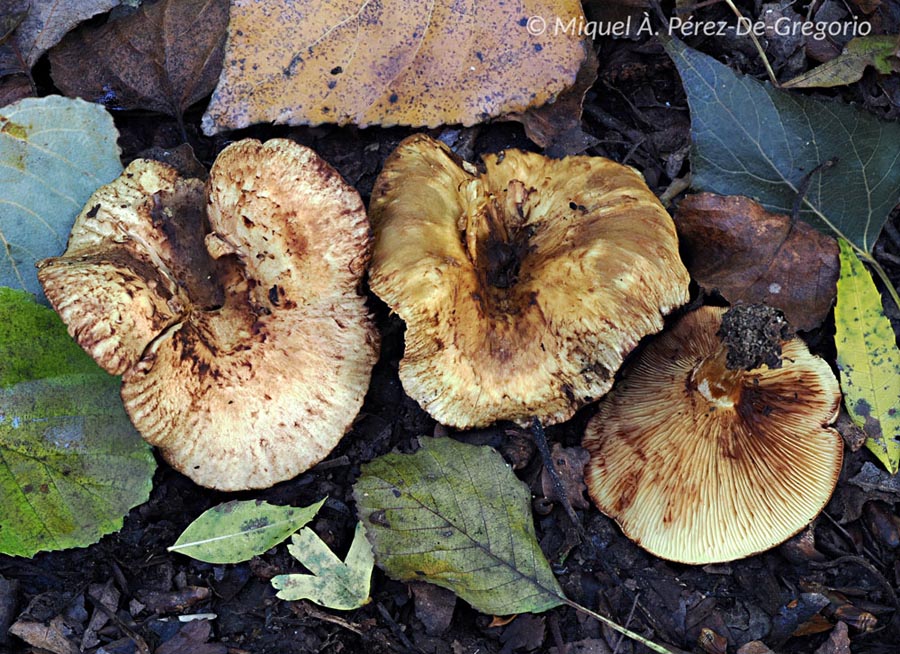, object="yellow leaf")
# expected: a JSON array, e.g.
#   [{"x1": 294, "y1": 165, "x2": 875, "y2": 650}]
[
  {"x1": 202, "y1": 0, "x2": 586, "y2": 133},
  {"x1": 834, "y1": 238, "x2": 900, "y2": 474}
]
